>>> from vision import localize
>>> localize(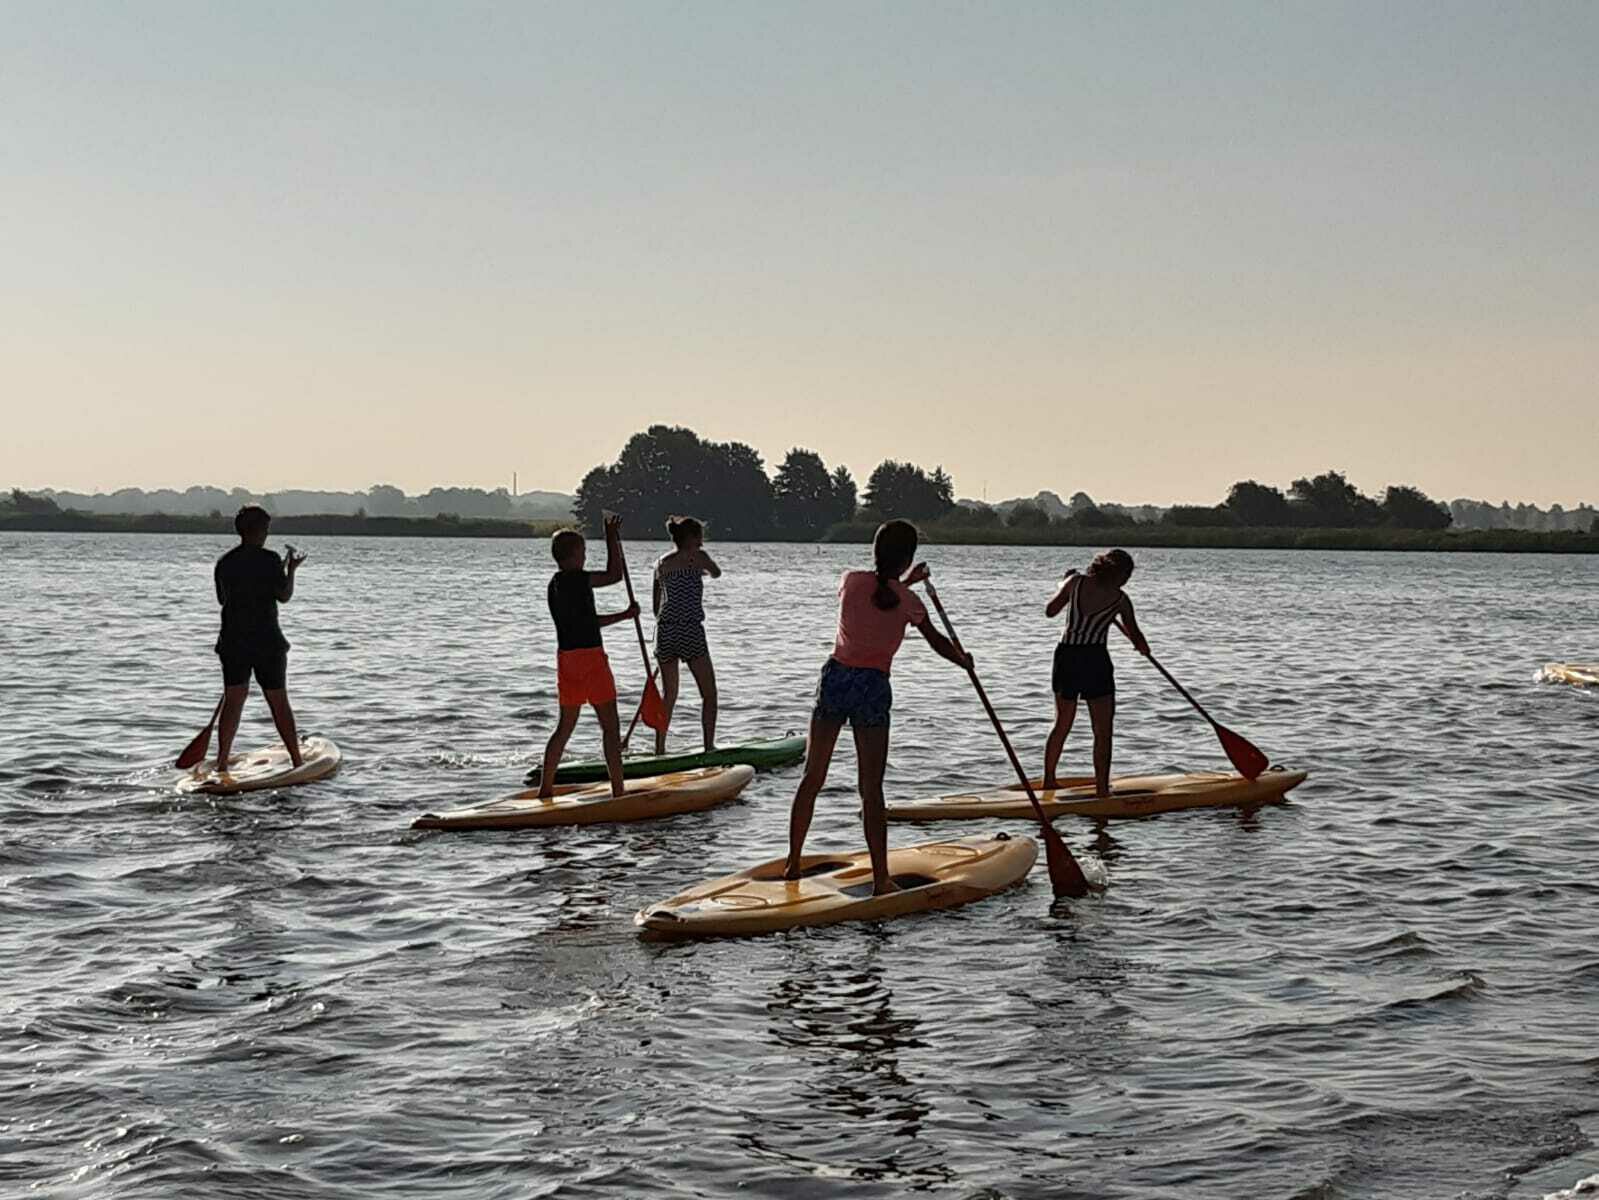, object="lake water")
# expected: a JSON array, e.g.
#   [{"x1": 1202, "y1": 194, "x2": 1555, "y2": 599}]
[{"x1": 2, "y1": 533, "x2": 1597, "y2": 1199}]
